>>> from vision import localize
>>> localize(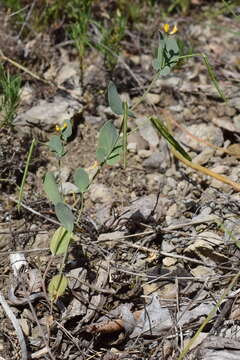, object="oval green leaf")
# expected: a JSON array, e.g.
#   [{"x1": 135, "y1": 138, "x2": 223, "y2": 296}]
[
  {"x1": 98, "y1": 120, "x2": 118, "y2": 154},
  {"x1": 96, "y1": 147, "x2": 107, "y2": 164},
  {"x1": 50, "y1": 226, "x2": 72, "y2": 255},
  {"x1": 55, "y1": 202, "x2": 74, "y2": 233},
  {"x1": 43, "y1": 172, "x2": 62, "y2": 205},
  {"x1": 108, "y1": 81, "x2": 123, "y2": 115},
  {"x1": 48, "y1": 274, "x2": 68, "y2": 301},
  {"x1": 166, "y1": 38, "x2": 179, "y2": 54},
  {"x1": 153, "y1": 59, "x2": 161, "y2": 71},
  {"x1": 106, "y1": 143, "x2": 122, "y2": 165},
  {"x1": 73, "y1": 167, "x2": 90, "y2": 193},
  {"x1": 47, "y1": 135, "x2": 65, "y2": 157},
  {"x1": 159, "y1": 66, "x2": 171, "y2": 76}
]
